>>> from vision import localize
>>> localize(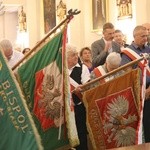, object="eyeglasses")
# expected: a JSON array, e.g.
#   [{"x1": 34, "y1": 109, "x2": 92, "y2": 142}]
[
  {"x1": 140, "y1": 35, "x2": 148, "y2": 38},
  {"x1": 136, "y1": 34, "x2": 148, "y2": 38}
]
